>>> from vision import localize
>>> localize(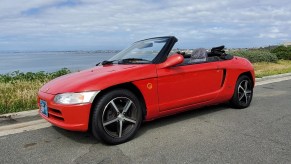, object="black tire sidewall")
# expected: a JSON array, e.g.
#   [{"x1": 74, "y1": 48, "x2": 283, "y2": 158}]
[{"x1": 91, "y1": 89, "x2": 142, "y2": 144}]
